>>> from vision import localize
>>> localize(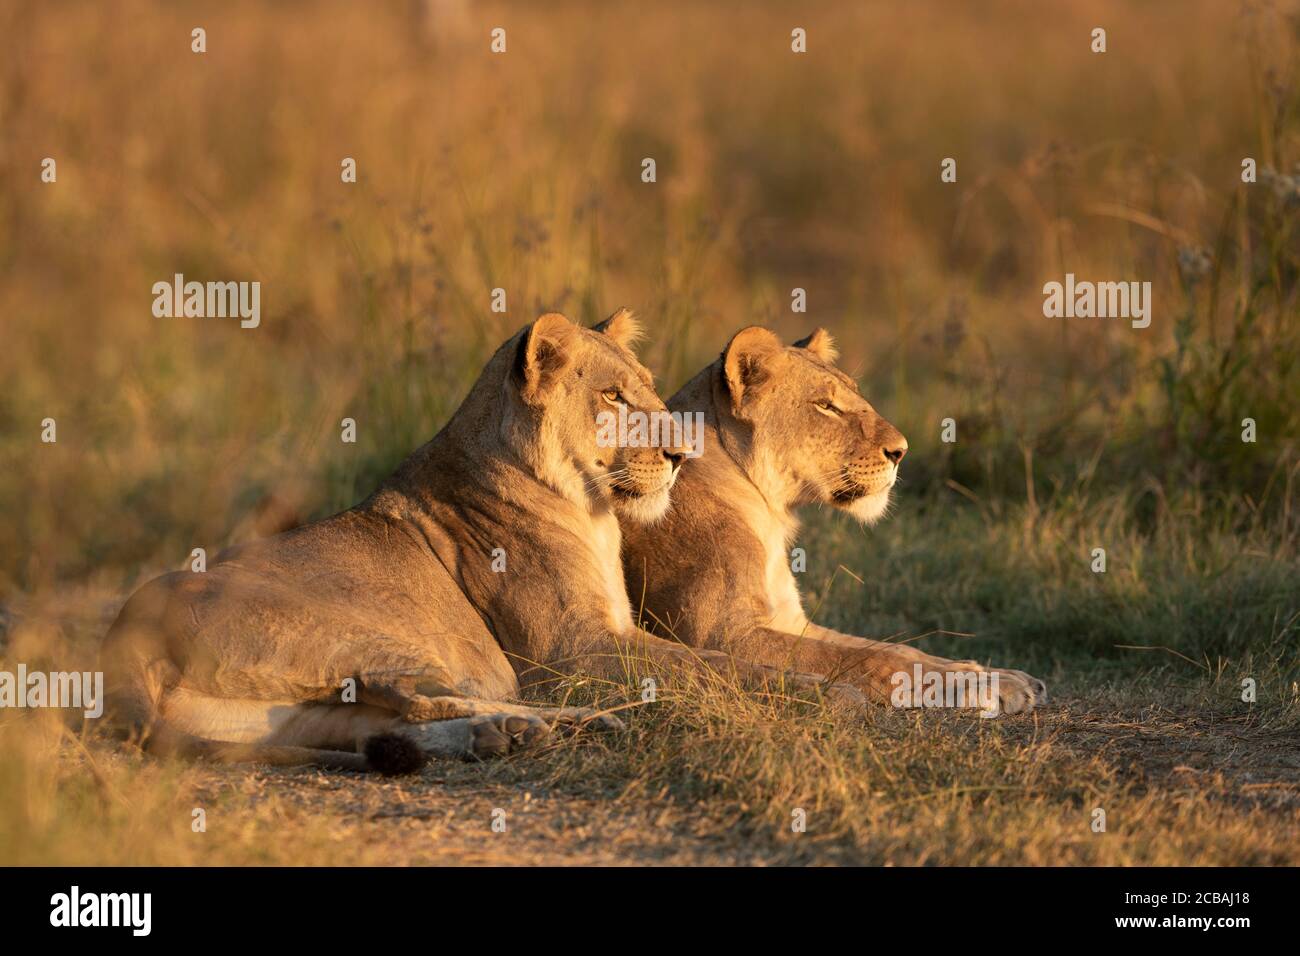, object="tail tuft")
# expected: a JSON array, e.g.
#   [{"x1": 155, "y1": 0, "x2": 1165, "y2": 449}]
[{"x1": 364, "y1": 732, "x2": 426, "y2": 776}]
